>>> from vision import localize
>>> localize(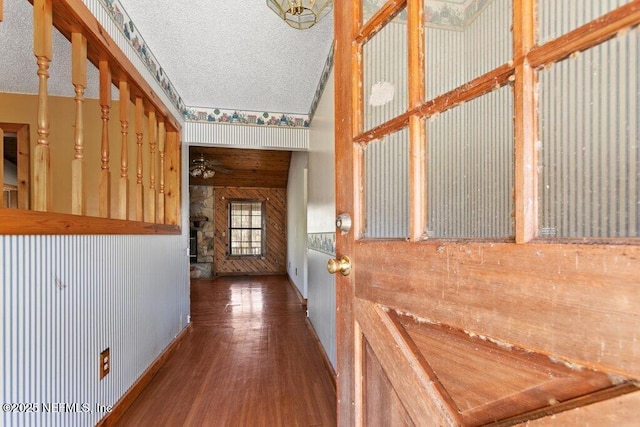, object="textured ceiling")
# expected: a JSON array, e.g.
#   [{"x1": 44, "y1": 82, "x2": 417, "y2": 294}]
[
  {"x1": 0, "y1": 0, "x2": 334, "y2": 117},
  {"x1": 116, "y1": 0, "x2": 335, "y2": 115}
]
